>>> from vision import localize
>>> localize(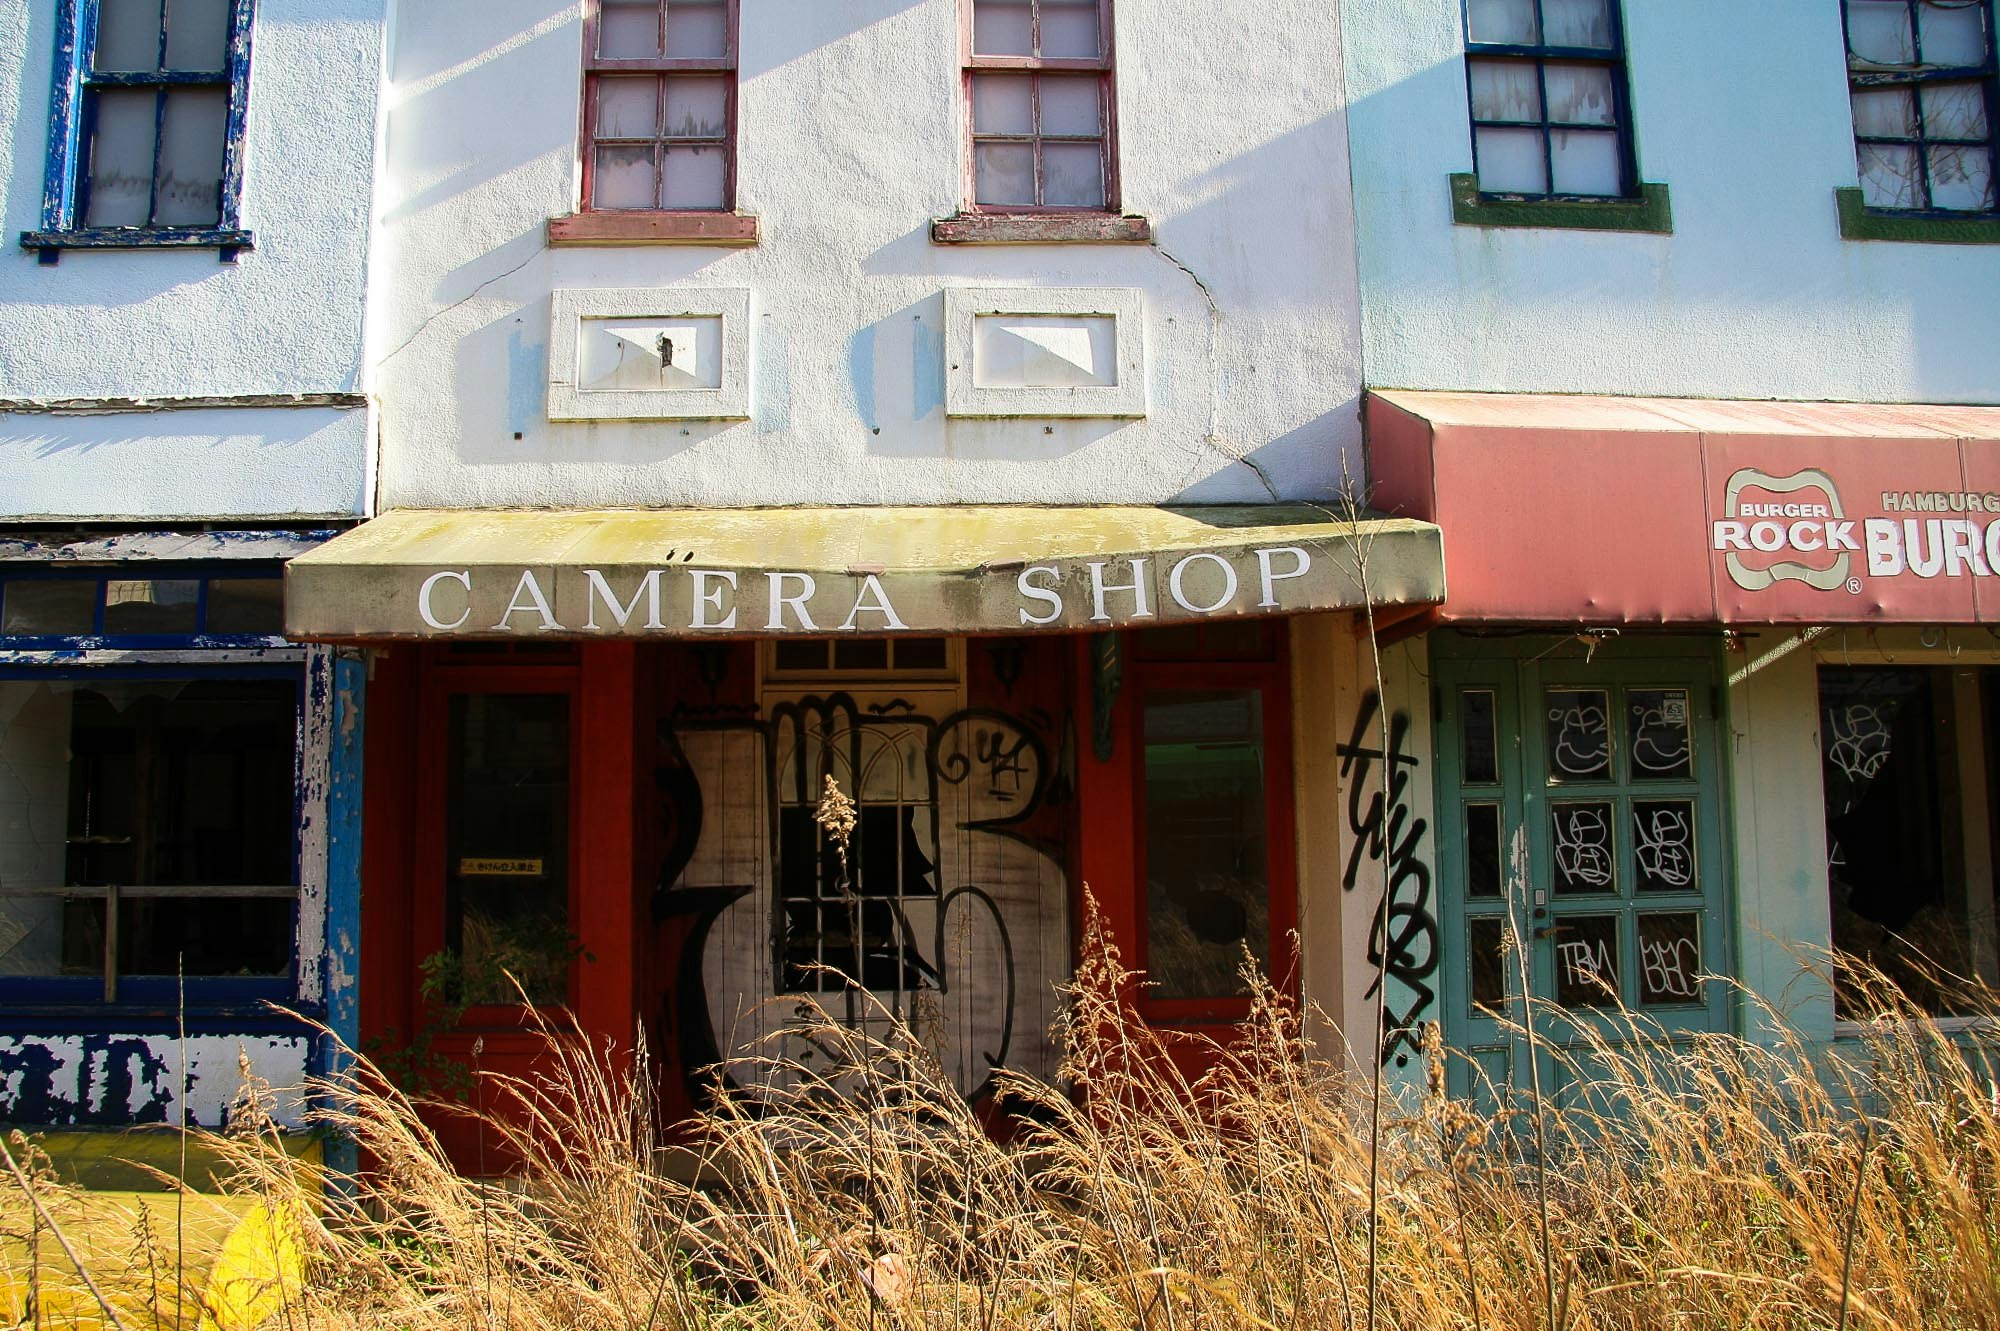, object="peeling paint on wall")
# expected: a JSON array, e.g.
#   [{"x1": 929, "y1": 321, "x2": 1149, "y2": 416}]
[{"x1": 0, "y1": 1034, "x2": 309, "y2": 1129}]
